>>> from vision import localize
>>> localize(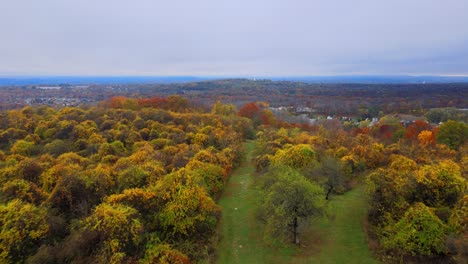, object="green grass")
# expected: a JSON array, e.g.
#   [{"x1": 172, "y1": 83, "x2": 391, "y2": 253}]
[
  {"x1": 216, "y1": 142, "x2": 296, "y2": 264},
  {"x1": 216, "y1": 142, "x2": 379, "y2": 264},
  {"x1": 303, "y1": 185, "x2": 379, "y2": 264}
]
